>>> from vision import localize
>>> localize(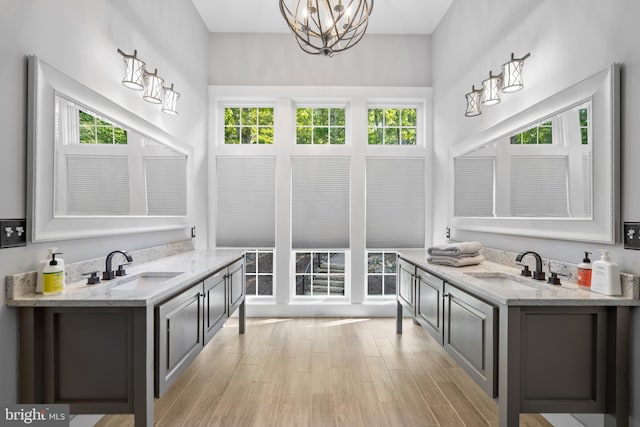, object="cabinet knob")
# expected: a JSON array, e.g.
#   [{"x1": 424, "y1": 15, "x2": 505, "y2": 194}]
[{"x1": 443, "y1": 293, "x2": 450, "y2": 298}]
